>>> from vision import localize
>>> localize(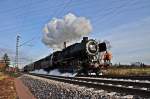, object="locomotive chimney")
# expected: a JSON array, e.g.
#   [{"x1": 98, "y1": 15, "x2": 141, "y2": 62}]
[
  {"x1": 64, "y1": 42, "x2": 66, "y2": 48},
  {"x1": 82, "y1": 37, "x2": 88, "y2": 42}
]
